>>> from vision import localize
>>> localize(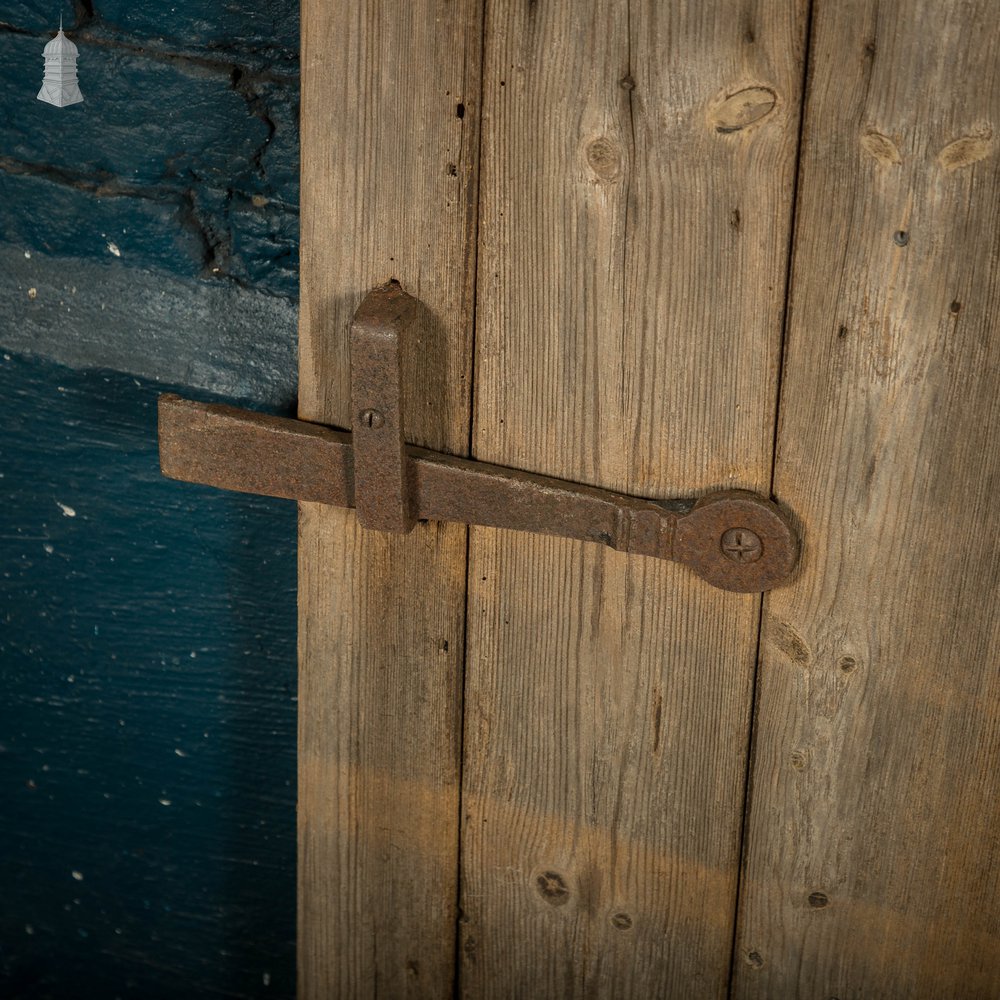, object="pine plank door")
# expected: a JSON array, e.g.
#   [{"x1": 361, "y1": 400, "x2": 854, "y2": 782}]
[
  {"x1": 297, "y1": 2, "x2": 483, "y2": 996},
  {"x1": 733, "y1": 1, "x2": 1000, "y2": 996},
  {"x1": 296, "y1": 0, "x2": 809, "y2": 995},
  {"x1": 457, "y1": 1, "x2": 808, "y2": 994}
]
